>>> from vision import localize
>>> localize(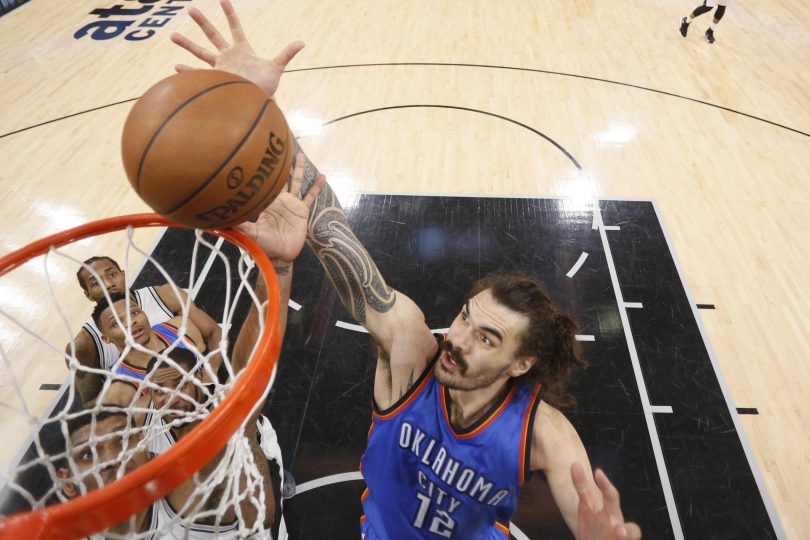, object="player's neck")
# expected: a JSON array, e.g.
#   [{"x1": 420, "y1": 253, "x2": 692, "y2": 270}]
[
  {"x1": 447, "y1": 379, "x2": 510, "y2": 430},
  {"x1": 121, "y1": 334, "x2": 163, "y2": 366}
]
